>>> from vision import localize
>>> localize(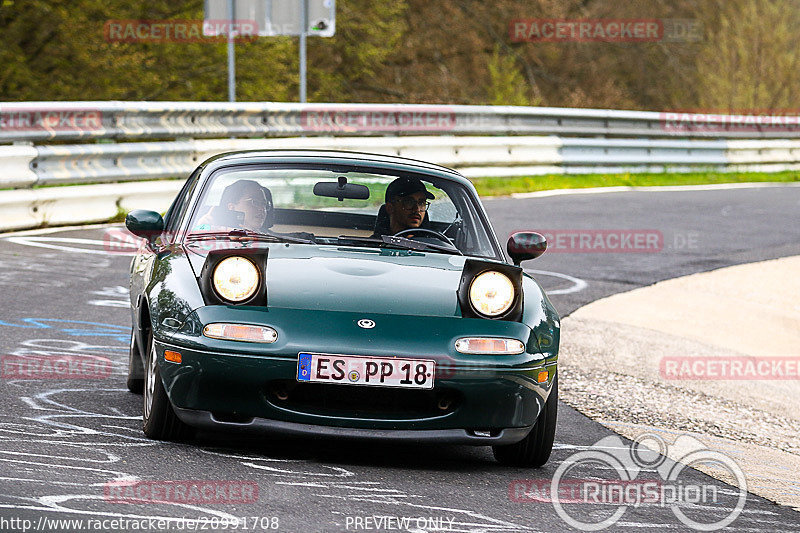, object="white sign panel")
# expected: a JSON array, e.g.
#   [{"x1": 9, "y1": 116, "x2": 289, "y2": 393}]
[{"x1": 205, "y1": 0, "x2": 336, "y2": 37}]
